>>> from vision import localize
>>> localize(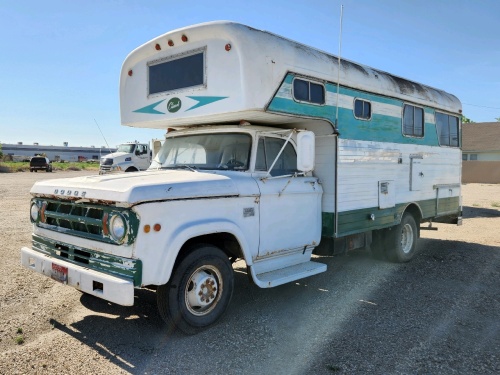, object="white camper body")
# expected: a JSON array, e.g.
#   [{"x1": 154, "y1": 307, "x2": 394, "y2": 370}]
[{"x1": 22, "y1": 22, "x2": 462, "y2": 334}]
